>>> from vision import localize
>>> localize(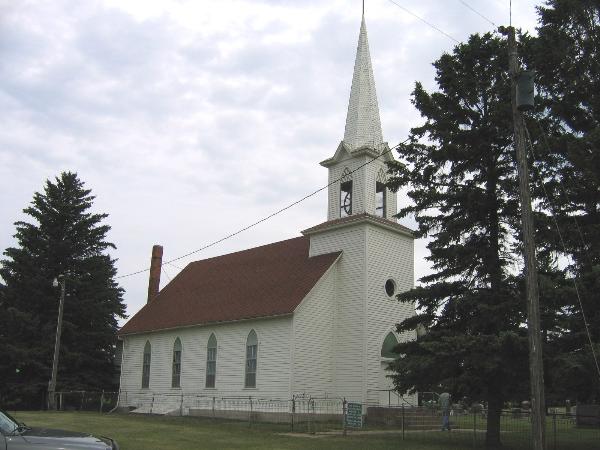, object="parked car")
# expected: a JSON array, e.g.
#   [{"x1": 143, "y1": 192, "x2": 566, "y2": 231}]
[{"x1": 0, "y1": 409, "x2": 118, "y2": 450}]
